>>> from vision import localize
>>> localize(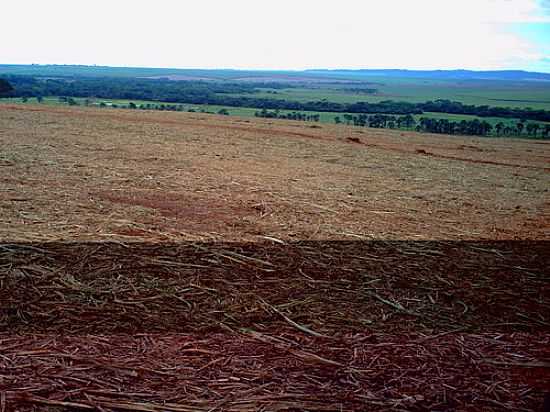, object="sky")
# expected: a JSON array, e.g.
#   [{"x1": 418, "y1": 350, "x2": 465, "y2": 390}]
[{"x1": 2, "y1": 0, "x2": 550, "y2": 72}]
